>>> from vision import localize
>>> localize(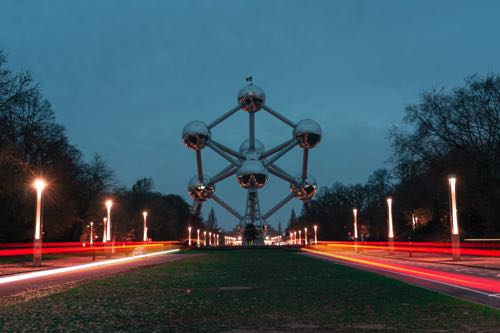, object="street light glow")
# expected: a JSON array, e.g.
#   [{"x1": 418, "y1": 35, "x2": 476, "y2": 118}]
[
  {"x1": 313, "y1": 225, "x2": 318, "y2": 244},
  {"x1": 33, "y1": 178, "x2": 46, "y2": 240},
  {"x1": 143, "y1": 211, "x2": 148, "y2": 242},
  {"x1": 89, "y1": 222, "x2": 94, "y2": 246},
  {"x1": 188, "y1": 226, "x2": 192, "y2": 246},
  {"x1": 448, "y1": 176, "x2": 459, "y2": 235},
  {"x1": 353, "y1": 208, "x2": 358, "y2": 240},
  {"x1": 386, "y1": 197, "x2": 394, "y2": 239},
  {"x1": 105, "y1": 200, "x2": 113, "y2": 241},
  {"x1": 33, "y1": 178, "x2": 46, "y2": 191},
  {"x1": 102, "y1": 217, "x2": 107, "y2": 243}
]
